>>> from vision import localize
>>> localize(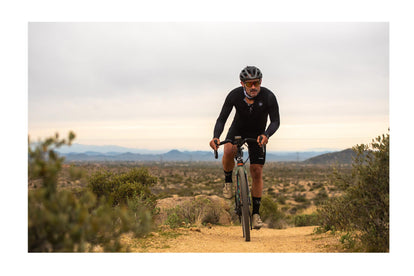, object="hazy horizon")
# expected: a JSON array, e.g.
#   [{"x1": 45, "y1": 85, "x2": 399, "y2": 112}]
[
  {"x1": 51, "y1": 141, "x2": 345, "y2": 154},
  {"x1": 29, "y1": 22, "x2": 389, "y2": 152}
]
